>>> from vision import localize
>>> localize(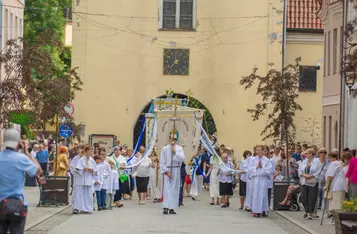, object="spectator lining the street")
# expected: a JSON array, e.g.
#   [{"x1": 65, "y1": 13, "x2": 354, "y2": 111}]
[
  {"x1": 316, "y1": 148, "x2": 328, "y2": 210},
  {"x1": 36, "y1": 144, "x2": 50, "y2": 176},
  {"x1": 0, "y1": 129, "x2": 42, "y2": 233},
  {"x1": 54, "y1": 146, "x2": 70, "y2": 176},
  {"x1": 299, "y1": 148, "x2": 322, "y2": 220}
]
